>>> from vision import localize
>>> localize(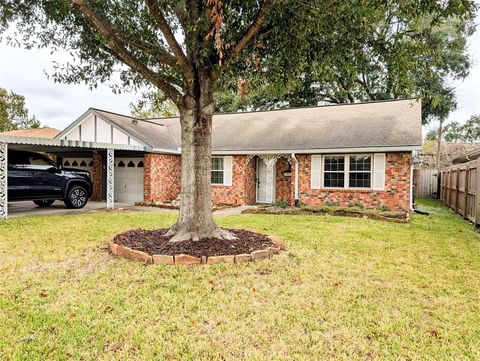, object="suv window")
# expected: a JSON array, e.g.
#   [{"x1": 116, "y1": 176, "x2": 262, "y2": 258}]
[
  {"x1": 8, "y1": 151, "x2": 56, "y2": 170},
  {"x1": 8, "y1": 151, "x2": 29, "y2": 166},
  {"x1": 28, "y1": 154, "x2": 54, "y2": 167}
]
